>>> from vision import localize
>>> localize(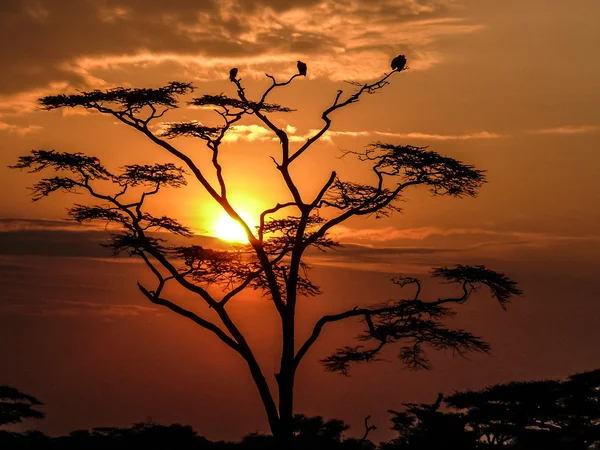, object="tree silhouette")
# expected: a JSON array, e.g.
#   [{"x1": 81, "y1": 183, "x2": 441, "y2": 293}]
[
  {"x1": 383, "y1": 394, "x2": 477, "y2": 449},
  {"x1": 445, "y1": 368, "x2": 600, "y2": 449},
  {"x1": 12, "y1": 59, "x2": 522, "y2": 448},
  {"x1": 0, "y1": 386, "x2": 45, "y2": 427},
  {"x1": 240, "y1": 414, "x2": 375, "y2": 450}
]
